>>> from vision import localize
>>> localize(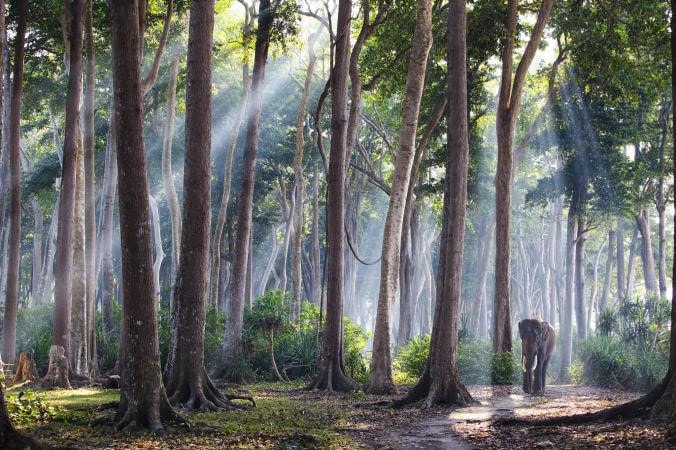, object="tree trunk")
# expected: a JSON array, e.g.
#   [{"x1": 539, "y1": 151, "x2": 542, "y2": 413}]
[
  {"x1": 635, "y1": 210, "x2": 658, "y2": 295},
  {"x1": 110, "y1": 0, "x2": 180, "y2": 432},
  {"x1": 1, "y1": 0, "x2": 27, "y2": 368},
  {"x1": 70, "y1": 140, "x2": 88, "y2": 376},
  {"x1": 30, "y1": 198, "x2": 42, "y2": 305},
  {"x1": 84, "y1": 0, "x2": 97, "y2": 376},
  {"x1": 164, "y1": 0, "x2": 237, "y2": 411},
  {"x1": 209, "y1": 61, "x2": 251, "y2": 310},
  {"x1": 365, "y1": 0, "x2": 433, "y2": 395},
  {"x1": 148, "y1": 195, "x2": 164, "y2": 309},
  {"x1": 625, "y1": 226, "x2": 638, "y2": 299},
  {"x1": 310, "y1": 0, "x2": 359, "y2": 393},
  {"x1": 278, "y1": 177, "x2": 294, "y2": 293},
  {"x1": 493, "y1": 0, "x2": 554, "y2": 355},
  {"x1": 221, "y1": 0, "x2": 274, "y2": 372},
  {"x1": 559, "y1": 214, "x2": 576, "y2": 381},
  {"x1": 162, "y1": 57, "x2": 181, "y2": 310},
  {"x1": 587, "y1": 236, "x2": 605, "y2": 335},
  {"x1": 616, "y1": 217, "x2": 625, "y2": 301},
  {"x1": 99, "y1": 126, "x2": 117, "y2": 335},
  {"x1": 552, "y1": 197, "x2": 564, "y2": 330},
  {"x1": 291, "y1": 30, "x2": 319, "y2": 322},
  {"x1": 599, "y1": 230, "x2": 615, "y2": 313},
  {"x1": 48, "y1": 0, "x2": 84, "y2": 388},
  {"x1": 11, "y1": 352, "x2": 38, "y2": 385},
  {"x1": 656, "y1": 103, "x2": 669, "y2": 299},
  {"x1": 258, "y1": 225, "x2": 281, "y2": 297},
  {"x1": 311, "y1": 163, "x2": 321, "y2": 305},
  {"x1": 396, "y1": 0, "x2": 474, "y2": 407},
  {"x1": 574, "y1": 216, "x2": 587, "y2": 340}
]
